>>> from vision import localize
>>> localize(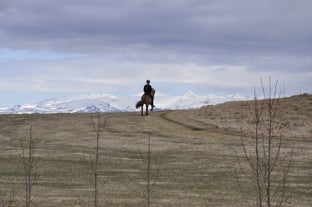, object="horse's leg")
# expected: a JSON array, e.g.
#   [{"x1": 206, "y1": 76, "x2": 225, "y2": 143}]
[
  {"x1": 141, "y1": 105, "x2": 143, "y2": 116},
  {"x1": 146, "y1": 104, "x2": 148, "y2": 115}
]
